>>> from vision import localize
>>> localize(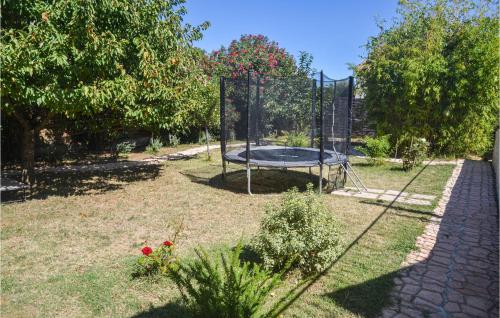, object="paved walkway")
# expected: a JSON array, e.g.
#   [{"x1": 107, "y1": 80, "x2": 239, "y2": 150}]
[
  {"x1": 332, "y1": 187, "x2": 437, "y2": 206},
  {"x1": 381, "y1": 160, "x2": 499, "y2": 318},
  {"x1": 35, "y1": 144, "x2": 225, "y2": 174},
  {"x1": 353, "y1": 156, "x2": 460, "y2": 166}
]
